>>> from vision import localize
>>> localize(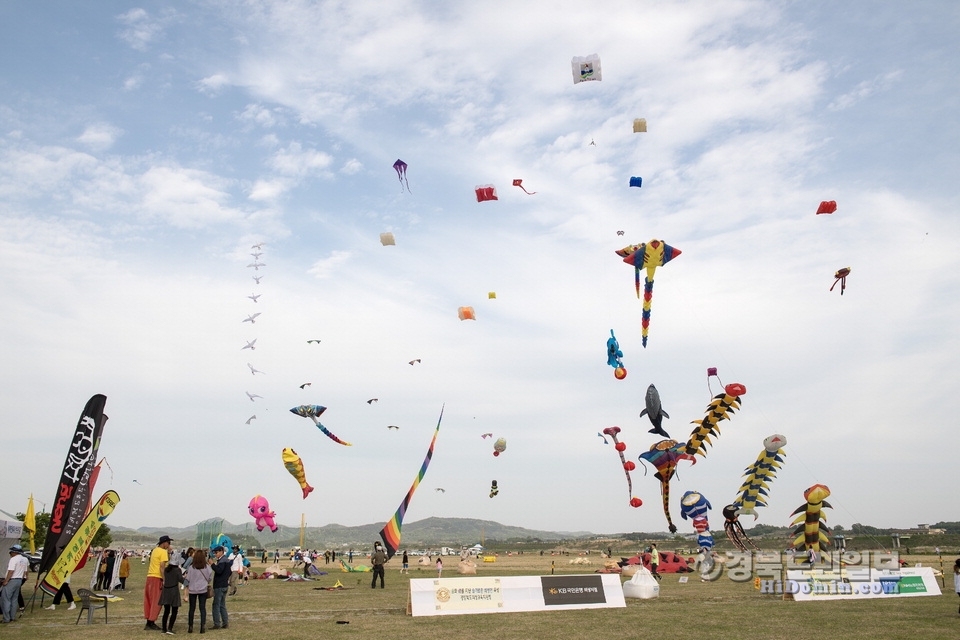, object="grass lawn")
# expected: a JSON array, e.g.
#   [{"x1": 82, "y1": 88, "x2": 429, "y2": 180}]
[{"x1": 5, "y1": 552, "x2": 957, "y2": 639}]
